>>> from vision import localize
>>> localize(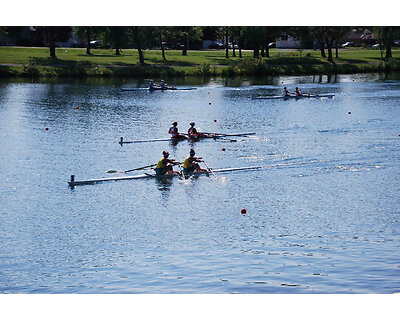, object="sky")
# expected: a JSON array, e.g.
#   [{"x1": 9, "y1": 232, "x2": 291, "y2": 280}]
[{"x1": 3, "y1": 0, "x2": 399, "y2": 26}]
